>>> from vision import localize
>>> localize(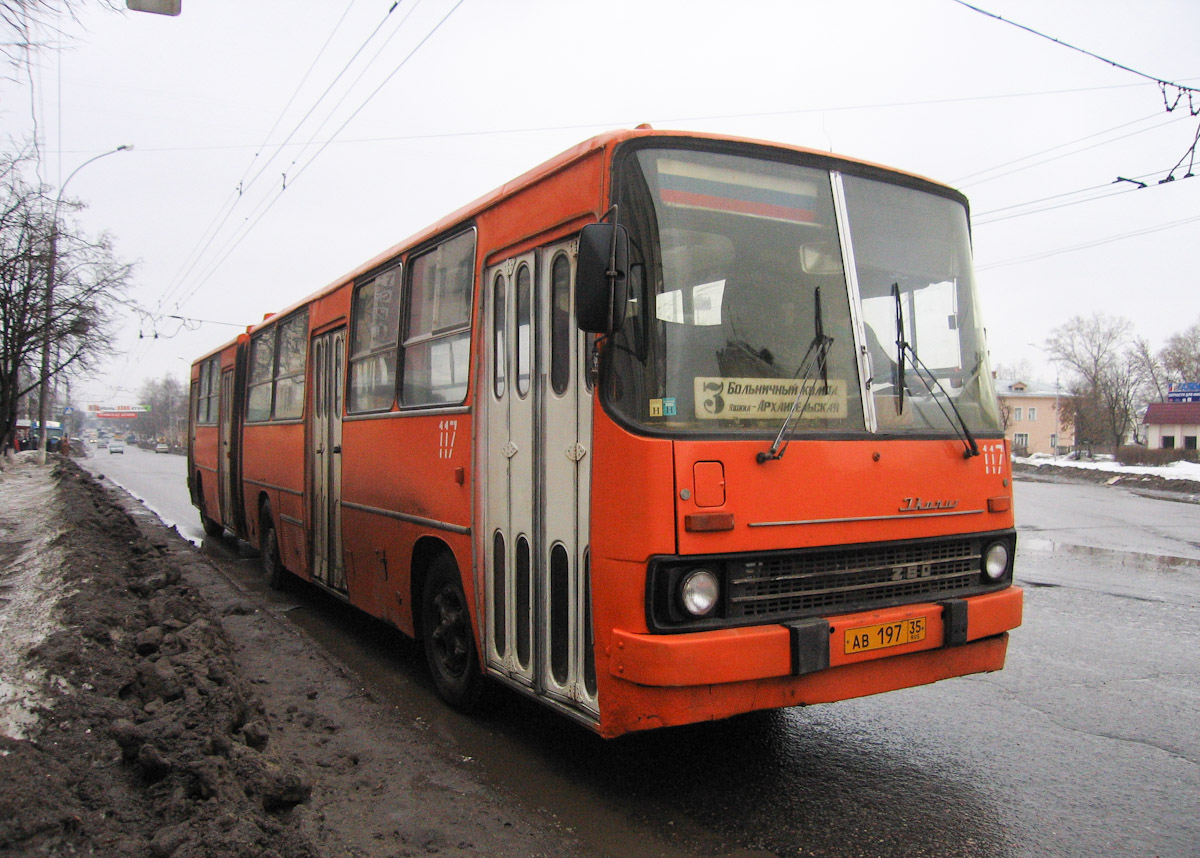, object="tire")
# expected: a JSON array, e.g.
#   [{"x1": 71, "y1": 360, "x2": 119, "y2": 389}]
[
  {"x1": 198, "y1": 492, "x2": 224, "y2": 538},
  {"x1": 422, "y1": 555, "x2": 485, "y2": 712},
  {"x1": 260, "y1": 511, "x2": 287, "y2": 591}
]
